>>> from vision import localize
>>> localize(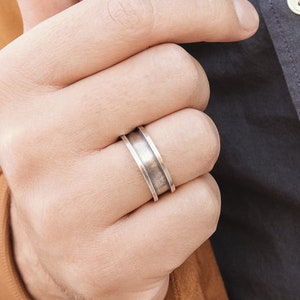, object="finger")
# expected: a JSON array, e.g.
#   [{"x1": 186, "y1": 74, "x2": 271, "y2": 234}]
[
  {"x1": 49, "y1": 44, "x2": 209, "y2": 149},
  {"x1": 113, "y1": 174, "x2": 221, "y2": 279},
  {"x1": 71, "y1": 109, "x2": 220, "y2": 226},
  {"x1": 56, "y1": 174, "x2": 215, "y2": 299},
  {"x1": 3, "y1": 0, "x2": 259, "y2": 87},
  {"x1": 17, "y1": 0, "x2": 79, "y2": 31}
]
